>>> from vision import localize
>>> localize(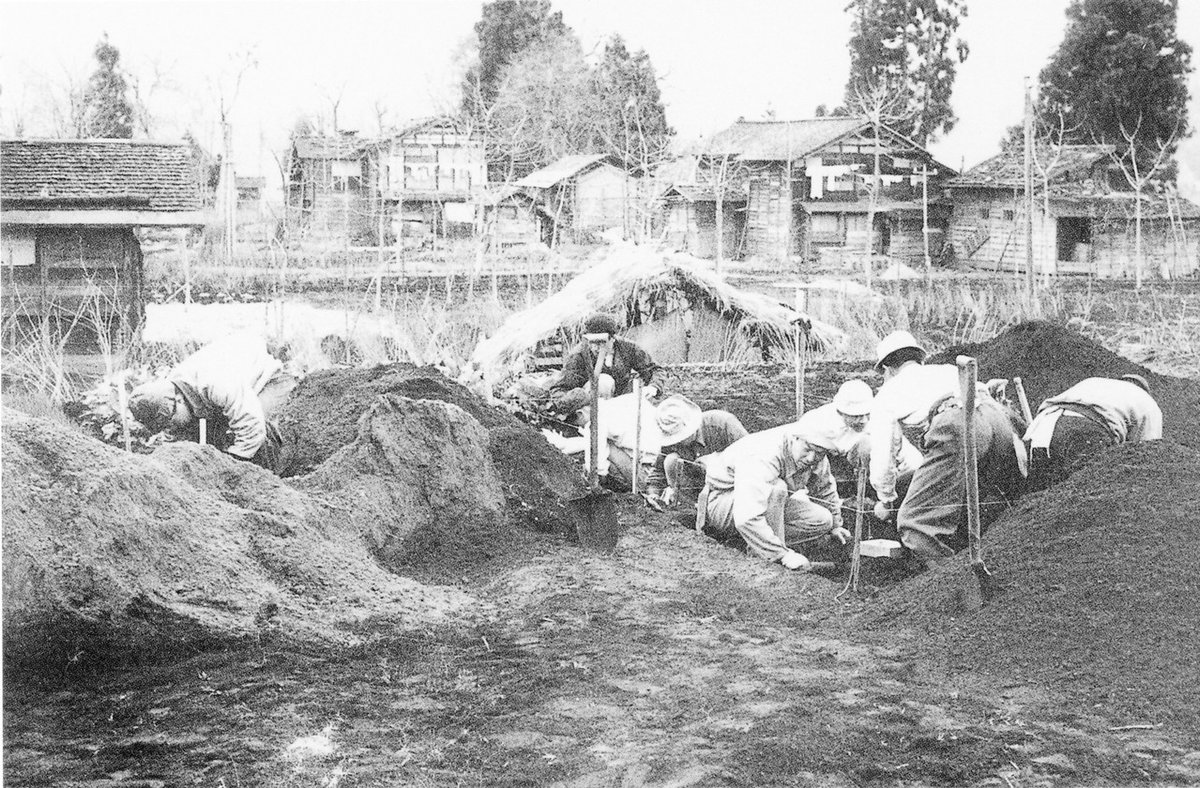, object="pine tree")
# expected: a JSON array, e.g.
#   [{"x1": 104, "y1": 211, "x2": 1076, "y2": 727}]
[
  {"x1": 461, "y1": 0, "x2": 569, "y2": 122},
  {"x1": 80, "y1": 34, "x2": 134, "y2": 138},
  {"x1": 1037, "y1": 0, "x2": 1192, "y2": 174},
  {"x1": 594, "y1": 35, "x2": 674, "y2": 171},
  {"x1": 844, "y1": 0, "x2": 969, "y2": 144}
]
